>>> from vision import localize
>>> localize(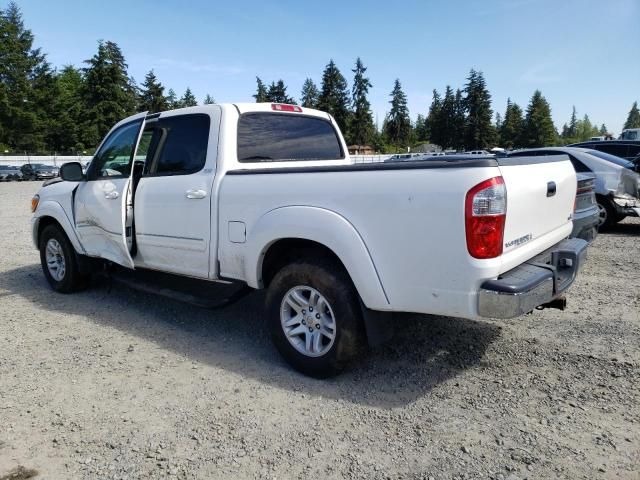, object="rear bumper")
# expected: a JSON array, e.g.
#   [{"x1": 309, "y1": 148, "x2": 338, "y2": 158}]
[
  {"x1": 571, "y1": 207, "x2": 599, "y2": 244},
  {"x1": 478, "y1": 238, "x2": 588, "y2": 319}
]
